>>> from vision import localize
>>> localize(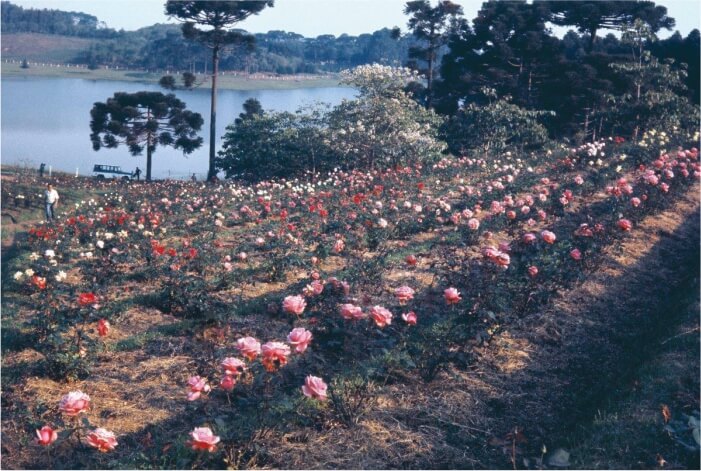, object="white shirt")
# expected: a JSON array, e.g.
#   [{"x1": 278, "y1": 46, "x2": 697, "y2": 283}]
[{"x1": 46, "y1": 189, "x2": 59, "y2": 204}]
